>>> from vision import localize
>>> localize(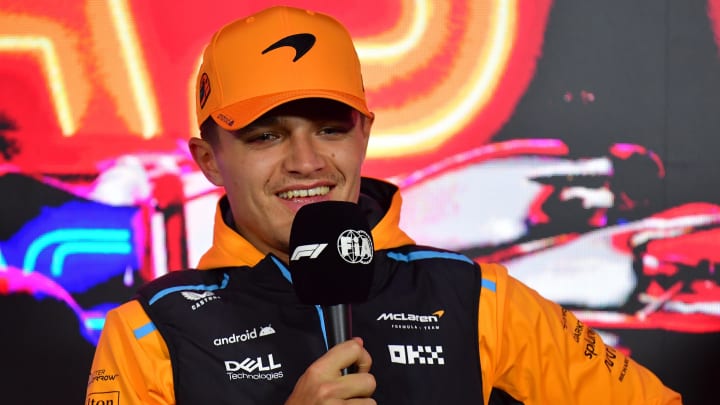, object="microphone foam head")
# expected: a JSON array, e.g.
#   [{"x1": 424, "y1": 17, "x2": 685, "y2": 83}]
[{"x1": 289, "y1": 201, "x2": 374, "y2": 306}]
